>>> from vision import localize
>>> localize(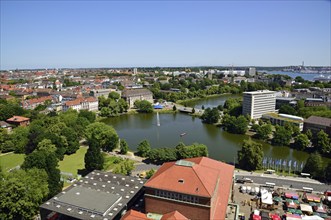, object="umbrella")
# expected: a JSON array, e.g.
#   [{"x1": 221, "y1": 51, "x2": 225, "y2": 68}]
[
  {"x1": 286, "y1": 213, "x2": 302, "y2": 219},
  {"x1": 293, "y1": 200, "x2": 300, "y2": 205},
  {"x1": 271, "y1": 214, "x2": 281, "y2": 220},
  {"x1": 273, "y1": 197, "x2": 283, "y2": 202},
  {"x1": 252, "y1": 214, "x2": 262, "y2": 220},
  {"x1": 288, "y1": 208, "x2": 296, "y2": 213},
  {"x1": 309, "y1": 202, "x2": 317, "y2": 207},
  {"x1": 318, "y1": 213, "x2": 327, "y2": 218},
  {"x1": 293, "y1": 209, "x2": 302, "y2": 215},
  {"x1": 286, "y1": 199, "x2": 294, "y2": 203}
]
